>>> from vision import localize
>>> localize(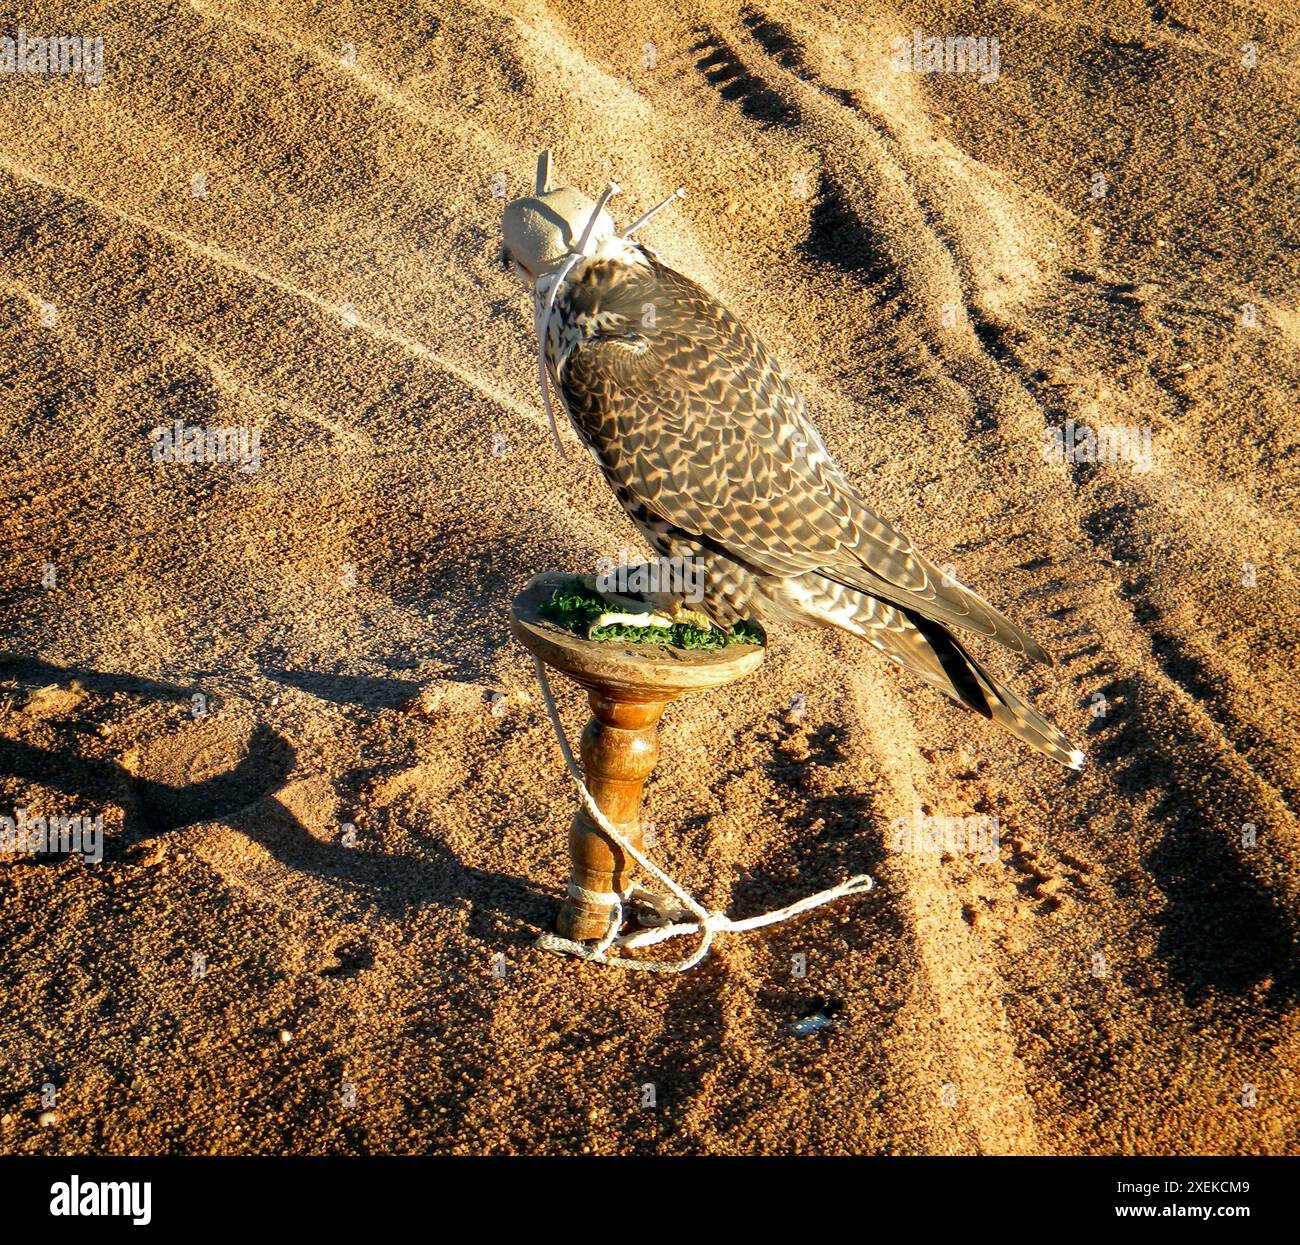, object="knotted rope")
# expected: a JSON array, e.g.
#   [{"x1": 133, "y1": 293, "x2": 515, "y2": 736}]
[{"x1": 529, "y1": 655, "x2": 874, "y2": 972}]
